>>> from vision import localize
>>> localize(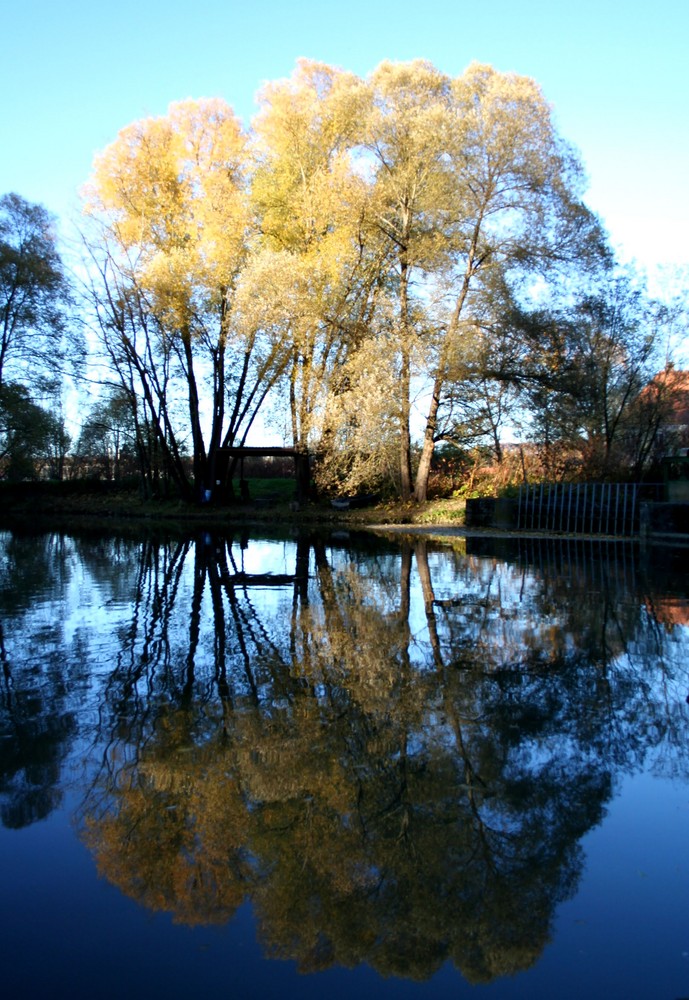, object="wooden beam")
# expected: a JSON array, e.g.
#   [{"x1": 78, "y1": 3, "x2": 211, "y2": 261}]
[{"x1": 217, "y1": 446, "x2": 300, "y2": 458}]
